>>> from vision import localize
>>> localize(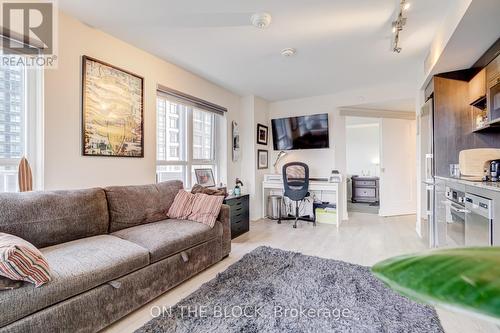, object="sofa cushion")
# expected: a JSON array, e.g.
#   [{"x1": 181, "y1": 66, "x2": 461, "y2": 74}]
[
  {"x1": 0, "y1": 235, "x2": 149, "y2": 328},
  {"x1": 112, "y1": 219, "x2": 223, "y2": 263},
  {"x1": 105, "y1": 180, "x2": 183, "y2": 232},
  {"x1": 0, "y1": 188, "x2": 109, "y2": 248}
]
